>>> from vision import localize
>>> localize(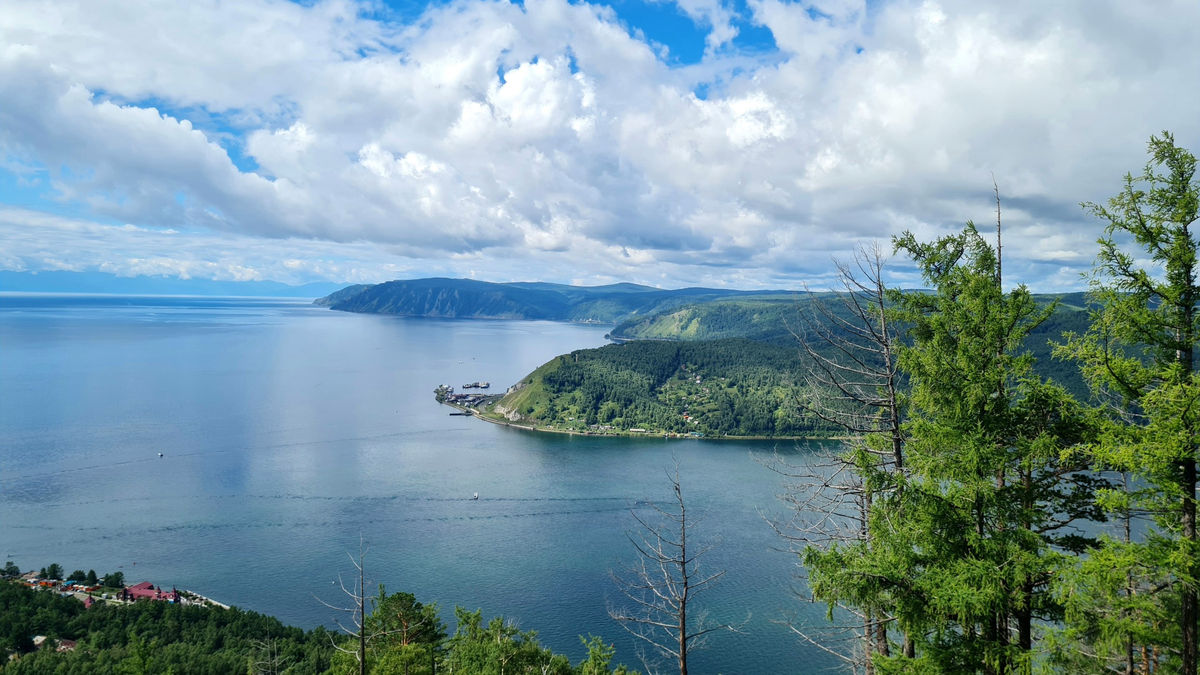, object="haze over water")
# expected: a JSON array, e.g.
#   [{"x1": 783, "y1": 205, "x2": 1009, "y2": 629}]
[{"x1": 0, "y1": 295, "x2": 837, "y2": 672}]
